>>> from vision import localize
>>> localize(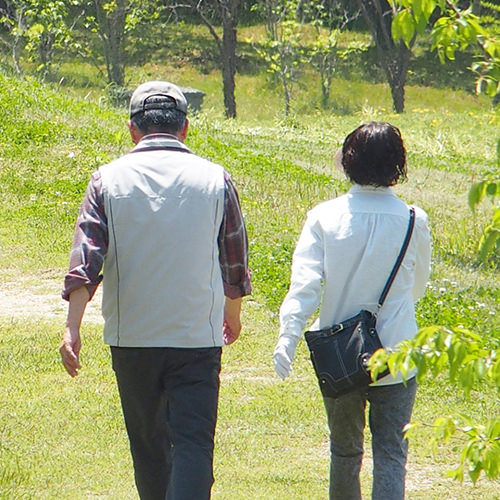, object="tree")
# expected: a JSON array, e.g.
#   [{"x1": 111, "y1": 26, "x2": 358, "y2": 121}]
[
  {"x1": 357, "y1": 0, "x2": 500, "y2": 112},
  {"x1": 92, "y1": 0, "x2": 128, "y2": 86},
  {"x1": 68, "y1": 0, "x2": 156, "y2": 89},
  {"x1": 355, "y1": 0, "x2": 415, "y2": 113},
  {"x1": 0, "y1": 0, "x2": 155, "y2": 87},
  {"x1": 468, "y1": 155, "x2": 500, "y2": 261},
  {"x1": 253, "y1": 0, "x2": 305, "y2": 117},
  {"x1": 392, "y1": 0, "x2": 500, "y2": 256},
  {"x1": 0, "y1": 0, "x2": 78, "y2": 78},
  {"x1": 220, "y1": 0, "x2": 239, "y2": 118},
  {"x1": 300, "y1": 2, "x2": 363, "y2": 110},
  {"x1": 0, "y1": 0, "x2": 26, "y2": 73},
  {"x1": 391, "y1": 0, "x2": 500, "y2": 97},
  {"x1": 169, "y1": 0, "x2": 240, "y2": 118}
]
